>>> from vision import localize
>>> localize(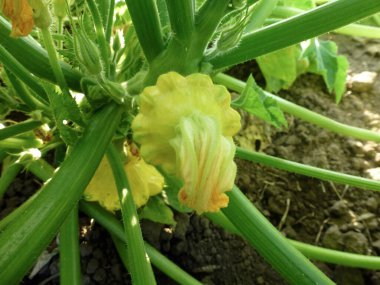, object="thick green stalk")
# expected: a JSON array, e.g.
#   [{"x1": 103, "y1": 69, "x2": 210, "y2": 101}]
[
  {"x1": 59, "y1": 206, "x2": 81, "y2": 285},
  {"x1": 0, "y1": 137, "x2": 43, "y2": 149},
  {"x1": 40, "y1": 27, "x2": 71, "y2": 96},
  {"x1": 223, "y1": 186, "x2": 334, "y2": 285},
  {"x1": 79, "y1": 201, "x2": 203, "y2": 285},
  {"x1": 209, "y1": 0, "x2": 380, "y2": 68},
  {"x1": 336, "y1": 24, "x2": 380, "y2": 38},
  {"x1": 111, "y1": 234, "x2": 131, "y2": 271},
  {"x1": 272, "y1": 6, "x2": 380, "y2": 38},
  {"x1": 0, "y1": 120, "x2": 42, "y2": 141},
  {"x1": 195, "y1": 0, "x2": 230, "y2": 54},
  {"x1": 0, "y1": 103, "x2": 122, "y2": 284},
  {"x1": 0, "y1": 45, "x2": 48, "y2": 104},
  {"x1": 214, "y1": 73, "x2": 380, "y2": 142},
  {"x1": 0, "y1": 162, "x2": 22, "y2": 199},
  {"x1": 106, "y1": 0, "x2": 116, "y2": 42},
  {"x1": 106, "y1": 145, "x2": 156, "y2": 285},
  {"x1": 290, "y1": 240, "x2": 380, "y2": 269},
  {"x1": 0, "y1": 17, "x2": 83, "y2": 91},
  {"x1": 57, "y1": 17, "x2": 64, "y2": 51},
  {"x1": 5, "y1": 69, "x2": 50, "y2": 114},
  {"x1": 165, "y1": 0, "x2": 195, "y2": 42},
  {"x1": 245, "y1": 0, "x2": 279, "y2": 32},
  {"x1": 143, "y1": 0, "x2": 229, "y2": 86},
  {"x1": 236, "y1": 147, "x2": 380, "y2": 192},
  {"x1": 124, "y1": 0, "x2": 164, "y2": 62},
  {"x1": 206, "y1": 212, "x2": 380, "y2": 270},
  {"x1": 86, "y1": 0, "x2": 111, "y2": 76}
]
